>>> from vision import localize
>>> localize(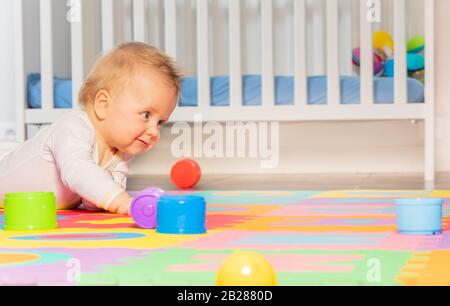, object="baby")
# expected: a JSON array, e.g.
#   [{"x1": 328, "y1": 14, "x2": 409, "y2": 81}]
[{"x1": 0, "y1": 42, "x2": 182, "y2": 214}]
